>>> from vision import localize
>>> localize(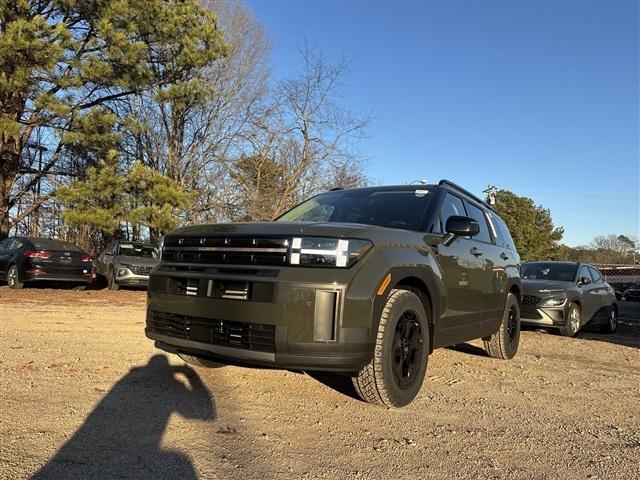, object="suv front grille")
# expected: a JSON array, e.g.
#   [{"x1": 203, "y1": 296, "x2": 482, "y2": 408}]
[
  {"x1": 147, "y1": 311, "x2": 275, "y2": 353},
  {"x1": 130, "y1": 265, "x2": 154, "y2": 276},
  {"x1": 162, "y1": 236, "x2": 289, "y2": 266},
  {"x1": 523, "y1": 295, "x2": 540, "y2": 306}
]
